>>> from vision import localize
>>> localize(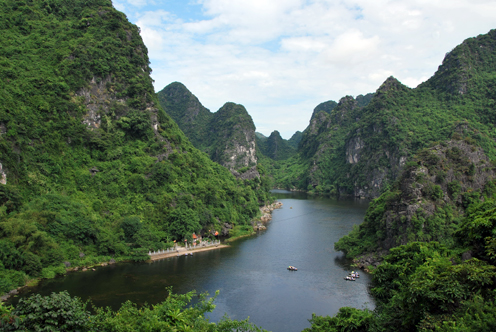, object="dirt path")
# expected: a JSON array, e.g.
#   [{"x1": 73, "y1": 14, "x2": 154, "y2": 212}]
[{"x1": 149, "y1": 244, "x2": 230, "y2": 261}]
